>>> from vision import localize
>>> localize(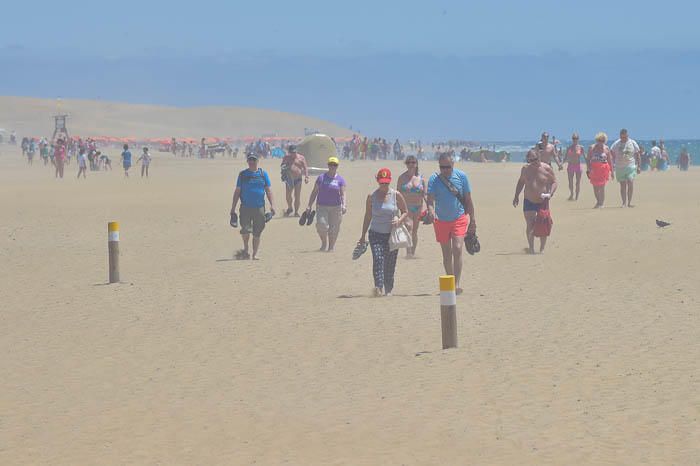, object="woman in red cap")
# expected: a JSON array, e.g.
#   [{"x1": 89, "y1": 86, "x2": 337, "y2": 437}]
[{"x1": 358, "y1": 168, "x2": 409, "y2": 297}]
